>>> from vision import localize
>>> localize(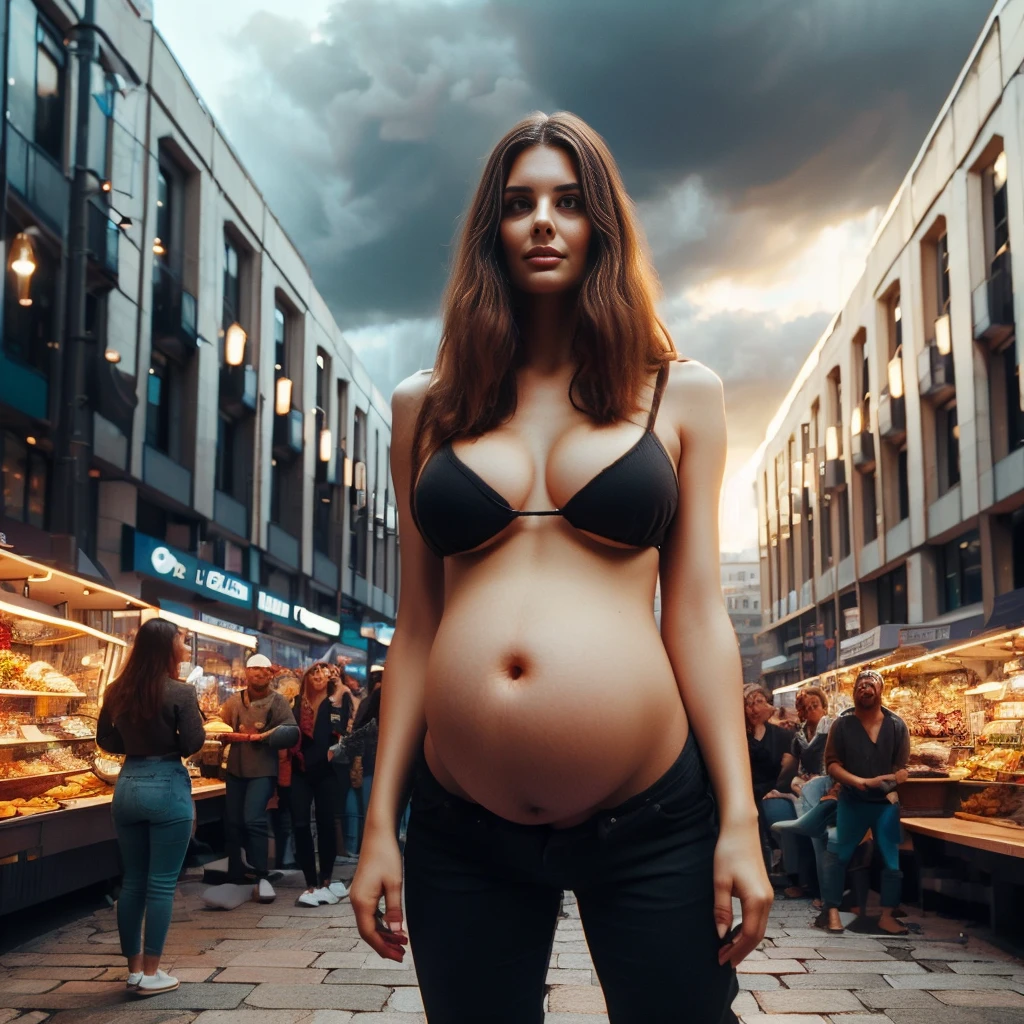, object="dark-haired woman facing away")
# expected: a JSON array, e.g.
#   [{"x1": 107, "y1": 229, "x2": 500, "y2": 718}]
[
  {"x1": 97, "y1": 618, "x2": 205, "y2": 996},
  {"x1": 348, "y1": 112, "x2": 772, "y2": 1024}
]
